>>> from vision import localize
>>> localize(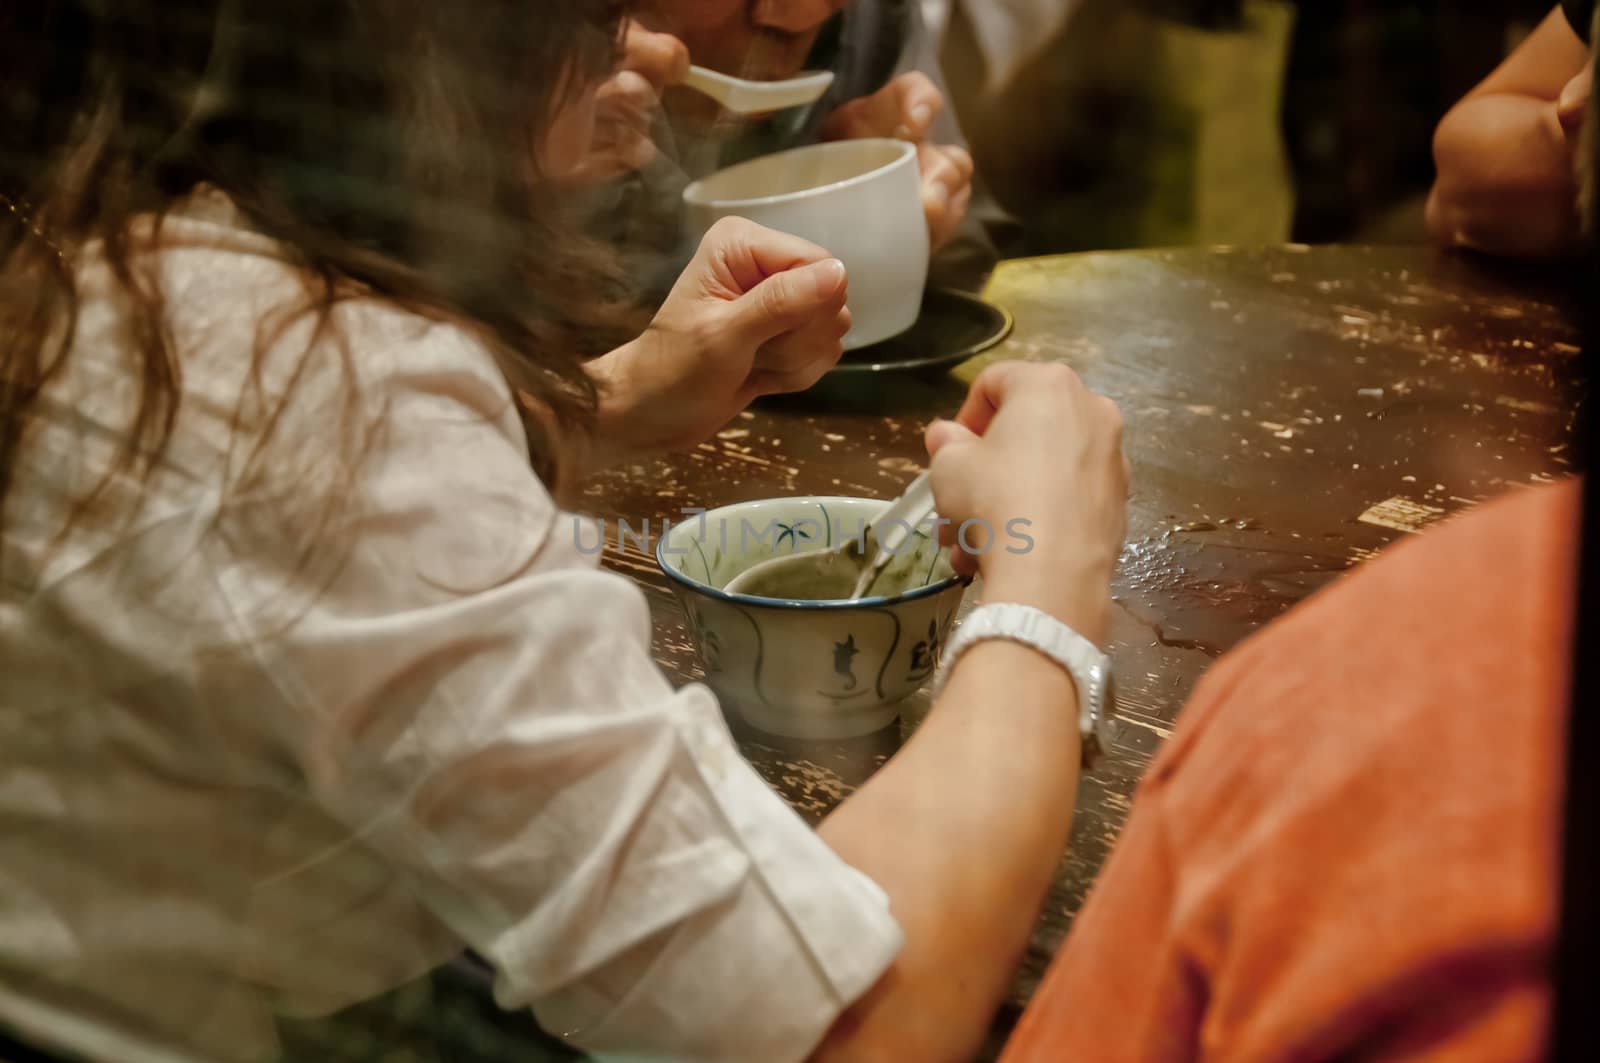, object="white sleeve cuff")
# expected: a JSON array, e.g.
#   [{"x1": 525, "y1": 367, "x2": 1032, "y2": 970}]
[{"x1": 527, "y1": 686, "x2": 903, "y2": 1063}]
